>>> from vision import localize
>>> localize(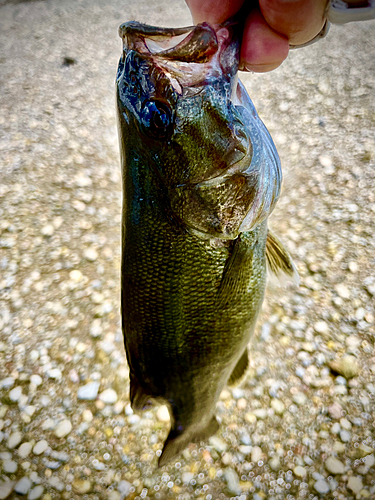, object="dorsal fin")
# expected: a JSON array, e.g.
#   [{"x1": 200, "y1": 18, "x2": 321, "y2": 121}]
[{"x1": 266, "y1": 231, "x2": 299, "y2": 287}]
